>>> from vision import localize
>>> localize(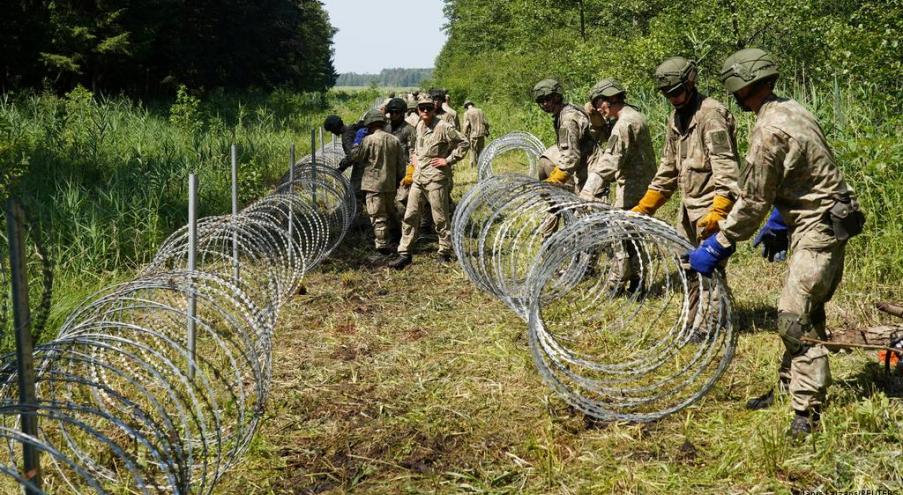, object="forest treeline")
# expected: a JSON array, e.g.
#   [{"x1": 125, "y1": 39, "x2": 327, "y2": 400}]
[
  {"x1": 435, "y1": 0, "x2": 902, "y2": 104},
  {"x1": 335, "y1": 68, "x2": 434, "y2": 87},
  {"x1": 1, "y1": 0, "x2": 338, "y2": 95}
]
